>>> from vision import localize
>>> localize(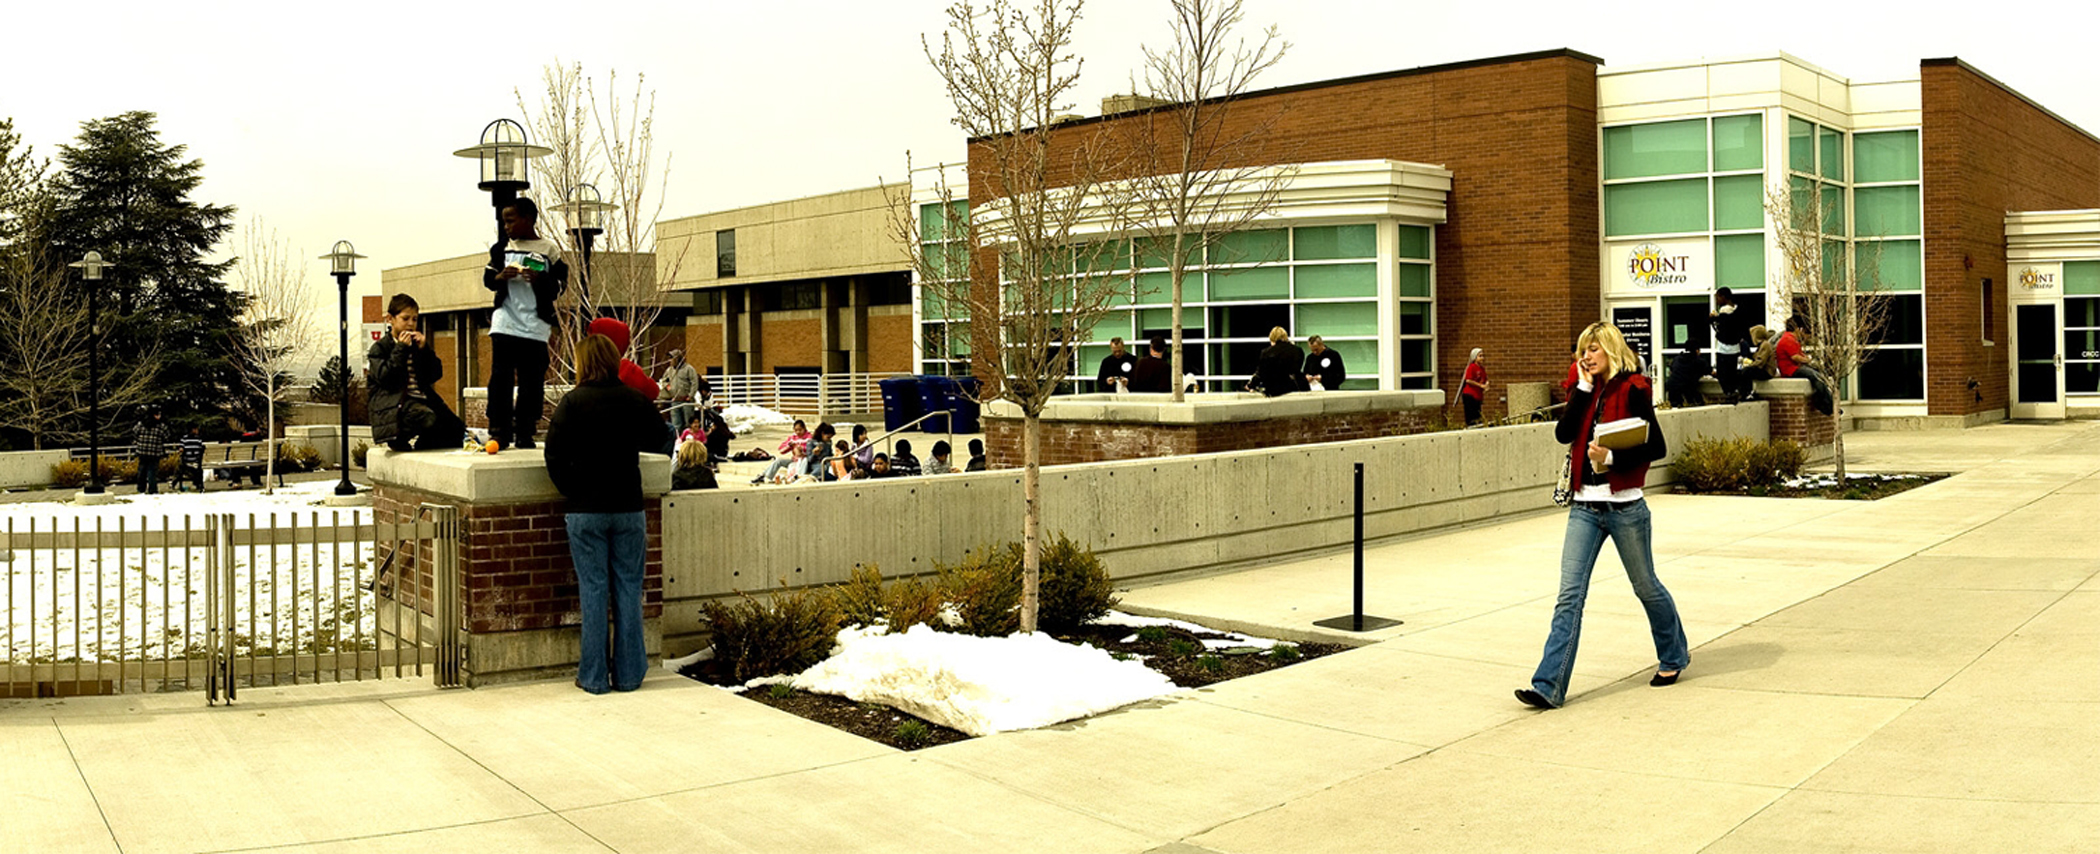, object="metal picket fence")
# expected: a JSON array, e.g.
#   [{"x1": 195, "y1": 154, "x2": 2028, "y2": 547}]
[{"x1": 1, "y1": 505, "x2": 461, "y2": 704}]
